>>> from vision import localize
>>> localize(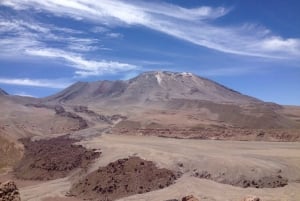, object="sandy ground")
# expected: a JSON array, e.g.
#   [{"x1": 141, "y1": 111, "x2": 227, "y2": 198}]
[{"x1": 14, "y1": 134, "x2": 300, "y2": 201}]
